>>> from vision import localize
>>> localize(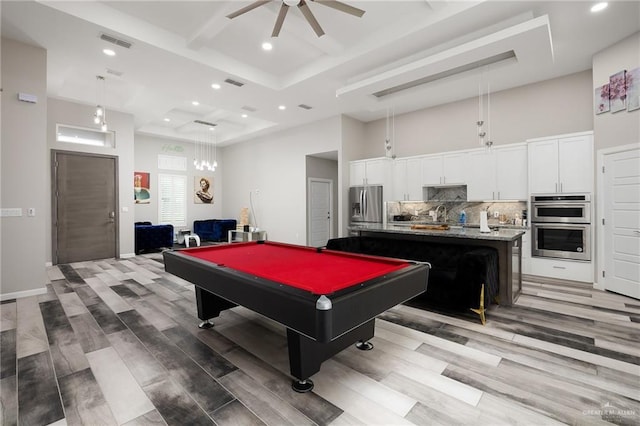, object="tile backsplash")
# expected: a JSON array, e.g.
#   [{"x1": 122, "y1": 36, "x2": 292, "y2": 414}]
[{"x1": 387, "y1": 200, "x2": 528, "y2": 226}]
